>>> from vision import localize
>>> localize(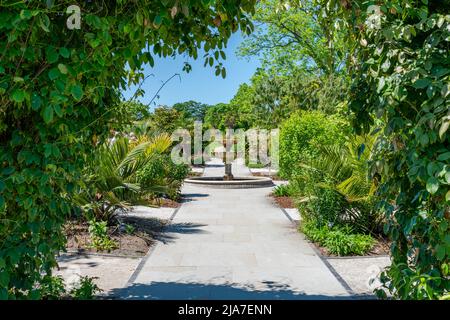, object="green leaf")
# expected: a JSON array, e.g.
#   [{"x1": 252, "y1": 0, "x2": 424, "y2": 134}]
[
  {"x1": 426, "y1": 177, "x2": 439, "y2": 194},
  {"x1": 2, "y1": 167, "x2": 14, "y2": 175},
  {"x1": 0, "y1": 180, "x2": 5, "y2": 192},
  {"x1": 153, "y1": 15, "x2": 162, "y2": 26},
  {"x1": 0, "y1": 272, "x2": 9, "y2": 287},
  {"x1": 20, "y1": 9, "x2": 32, "y2": 20},
  {"x1": 0, "y1": 258, "x2": 5, "y2": 269},
  {"x1": 136, "y1": 12, "x2": 143, "y2": 26},
  {"x1": 59, "y1": 47, "x2": 70, "y2": 58},
  {"x1": 53, "y1": 104, "x2": 63, "y2": 117},
  {"x1": 11, "y1": 89, "x2": 25, "y2": 103},
  {"x1": 44, "y1": 144, "x2": 52, "y2": 158},
  {"x1": 31, "y1": 93, "x2": 42, "y2": 111},
  {"x1": 436, "y1": 244, "x2": 446, "y2": 261},
  {"x1": 48, "y1": 68, "x2": 60, "y2": 80},
  {"x1": 38, "y1": 14, "x2": 50, "y2": 32},
  {"x1": 0, "y1": 195, "x2": 4, "y2": 209},
  {"x1": 413, "y1": 78, "x2": 431, "y2": 89},
  {"x1": 43, "y1": 105, "x2": 54, "y2": 124},
  {"x1": 437, "y1": 152, "x2": 450, "y2": 162},
  {"x1": 446, "y1": 190, "x2": 450, "y2": 202},
  {"x1": 377, "y1": 78, "x2": 385, "y2": 93},
  {"x1": 70, "y1": 85, "x2": 83, "y2": 101},
  {"x1": 419, "y1": 133, "x2": 429, "y2": 146},
  {"x1": 45, "y1": 46, "x2": 58, "y2": 64},
  {"x1": 439, "y1": 121, "x2": 449, "y2": 140},
  {"x1": 57, "y1": 63, "x2": 68, "y2": 74}
]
